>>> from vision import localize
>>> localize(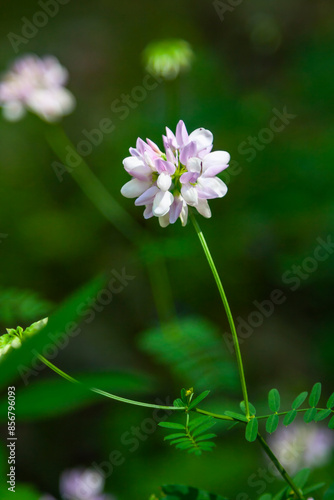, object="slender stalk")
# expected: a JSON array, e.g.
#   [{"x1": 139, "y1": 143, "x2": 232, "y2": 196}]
[
  {"x1": 194, "y1": 408, "x2": 235, "y2": 422},
  {"x1": 256, "y1": 432, "x2": 304, "y2": 499},
  {"x1": 256, "y1": 408, "x2": 333, "y2": 420},
  {"x1": 190, "y1": 213, "x2": 250, "y2": 418},
  {"x1": 39, "y1": 355, "x2": 185, "y2": 411}
]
